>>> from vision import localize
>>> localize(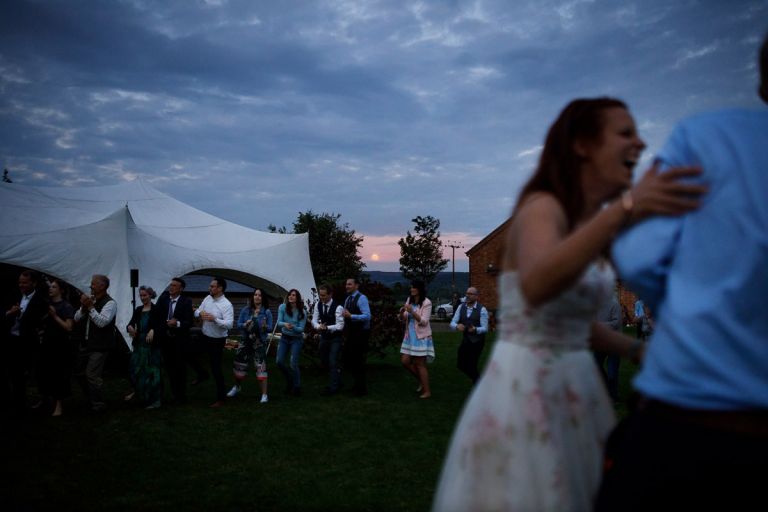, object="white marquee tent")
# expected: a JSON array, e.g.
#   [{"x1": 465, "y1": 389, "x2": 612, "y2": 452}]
[{"x1": 0, "y1": 179, "x2": 316, "y2": 346}]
